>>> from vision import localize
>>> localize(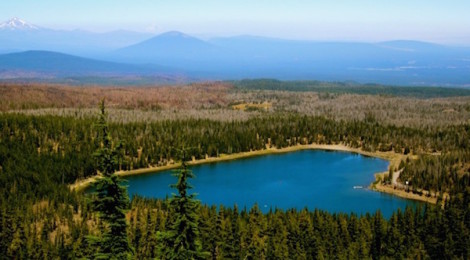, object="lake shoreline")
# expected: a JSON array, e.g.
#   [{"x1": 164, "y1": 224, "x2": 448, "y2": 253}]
[
  {"x1": 71, "y1": 143, "x2": 435, "y2": 205},
  {"x1": 70, "y1": 143, "x2": 388, "y2": 190},
  {"x1": 372, "y1": 179, "x2": 438, "y2": 204}
]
